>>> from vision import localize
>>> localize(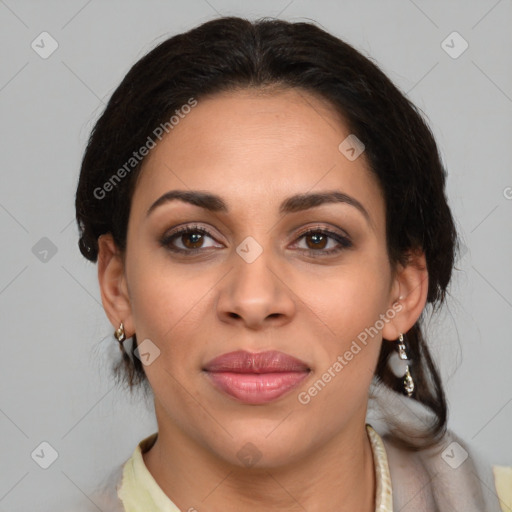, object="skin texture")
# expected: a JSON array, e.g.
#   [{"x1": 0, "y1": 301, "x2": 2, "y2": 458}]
[{"x1": 97, "y1": 88, "x2": 428, "y2": 512}]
